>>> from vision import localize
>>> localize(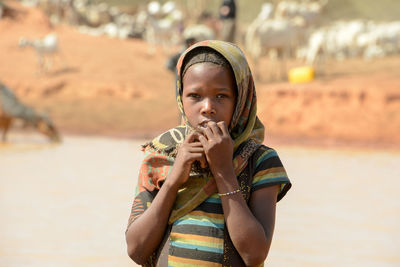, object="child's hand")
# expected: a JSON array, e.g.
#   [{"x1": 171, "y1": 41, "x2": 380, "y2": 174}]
[
  {"x1": 170, "y1": 132, "x2": 207, "y2": 187},
  {"x1": 198, "y1": 121, "x2": 234, "y2": 178}
]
